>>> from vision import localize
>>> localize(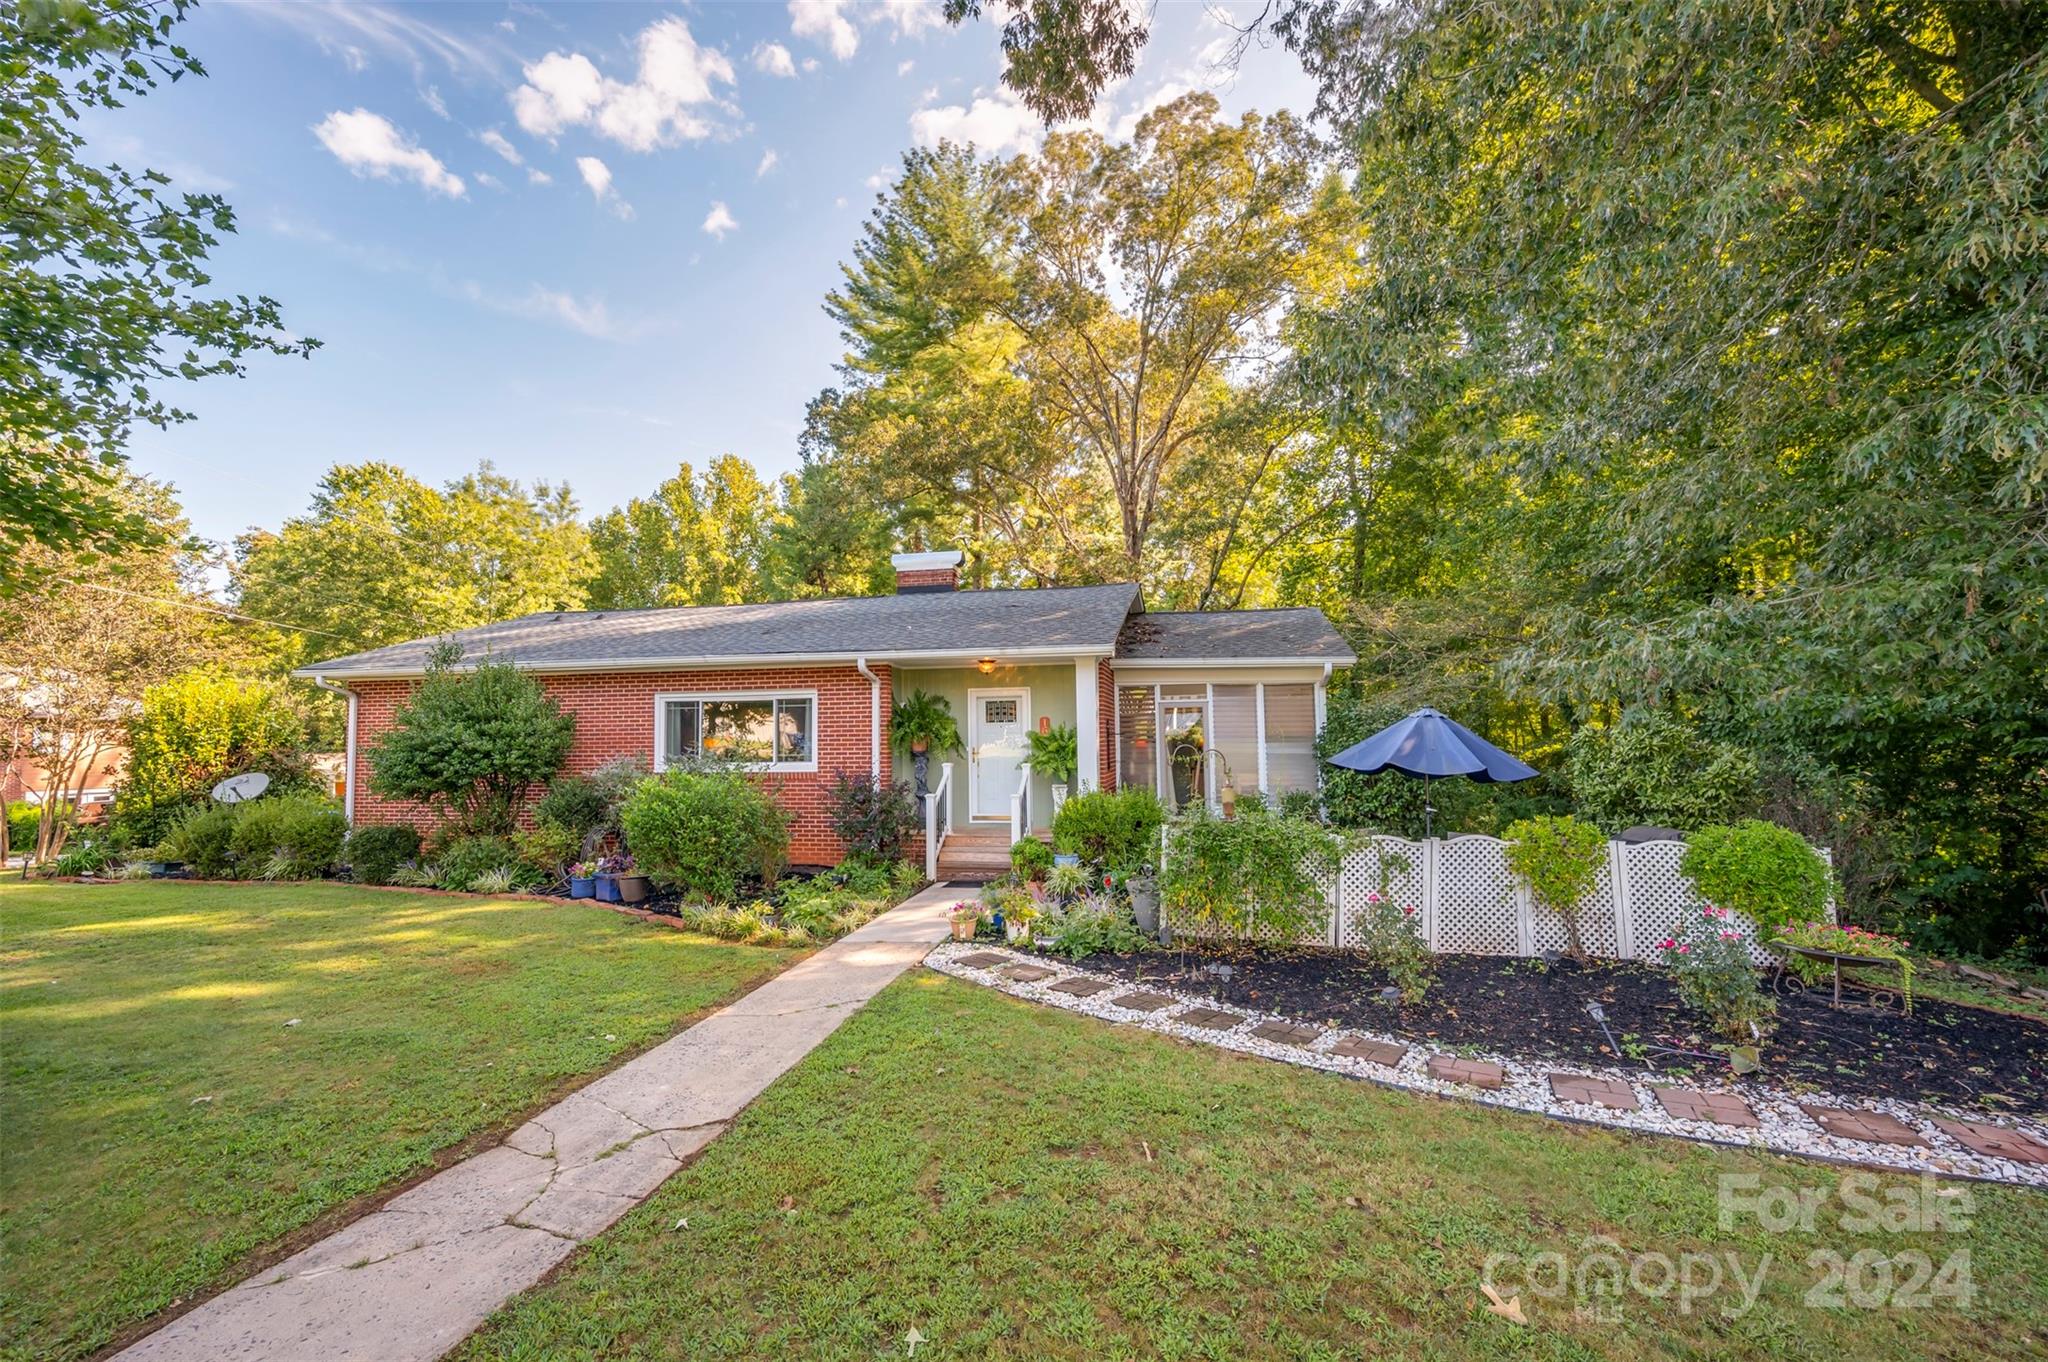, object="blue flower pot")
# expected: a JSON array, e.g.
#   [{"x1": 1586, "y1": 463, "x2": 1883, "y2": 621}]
[
  {"x1": 595, "y1": 875, "x2": 622, "y2": 904},
  {"x1": 568, "y1": 876, "x2": 595, "y2": 900}
]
